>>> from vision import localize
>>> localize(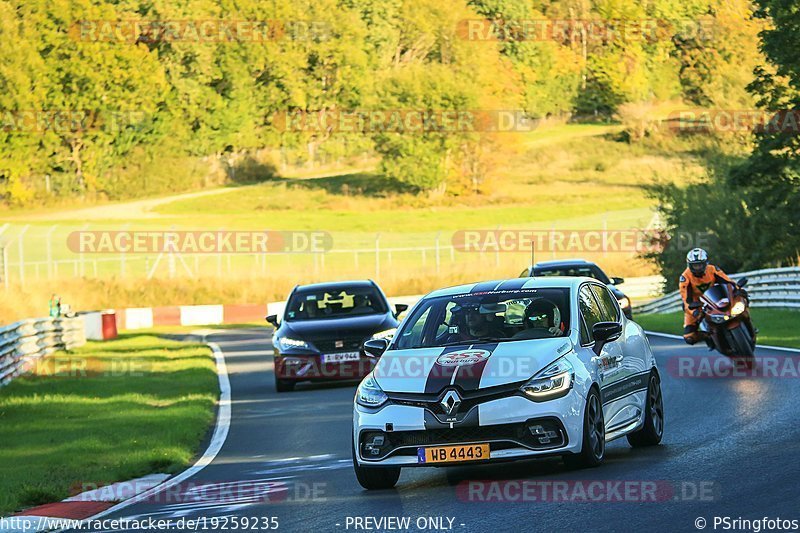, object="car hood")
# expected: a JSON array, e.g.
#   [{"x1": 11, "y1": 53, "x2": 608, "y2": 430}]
[
  {"x1": 280, "y1": 313, "x2": 395, "y2": 341},
  {"x1": 374, "y1": 337, "x2": 573, "y2": 393}
]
